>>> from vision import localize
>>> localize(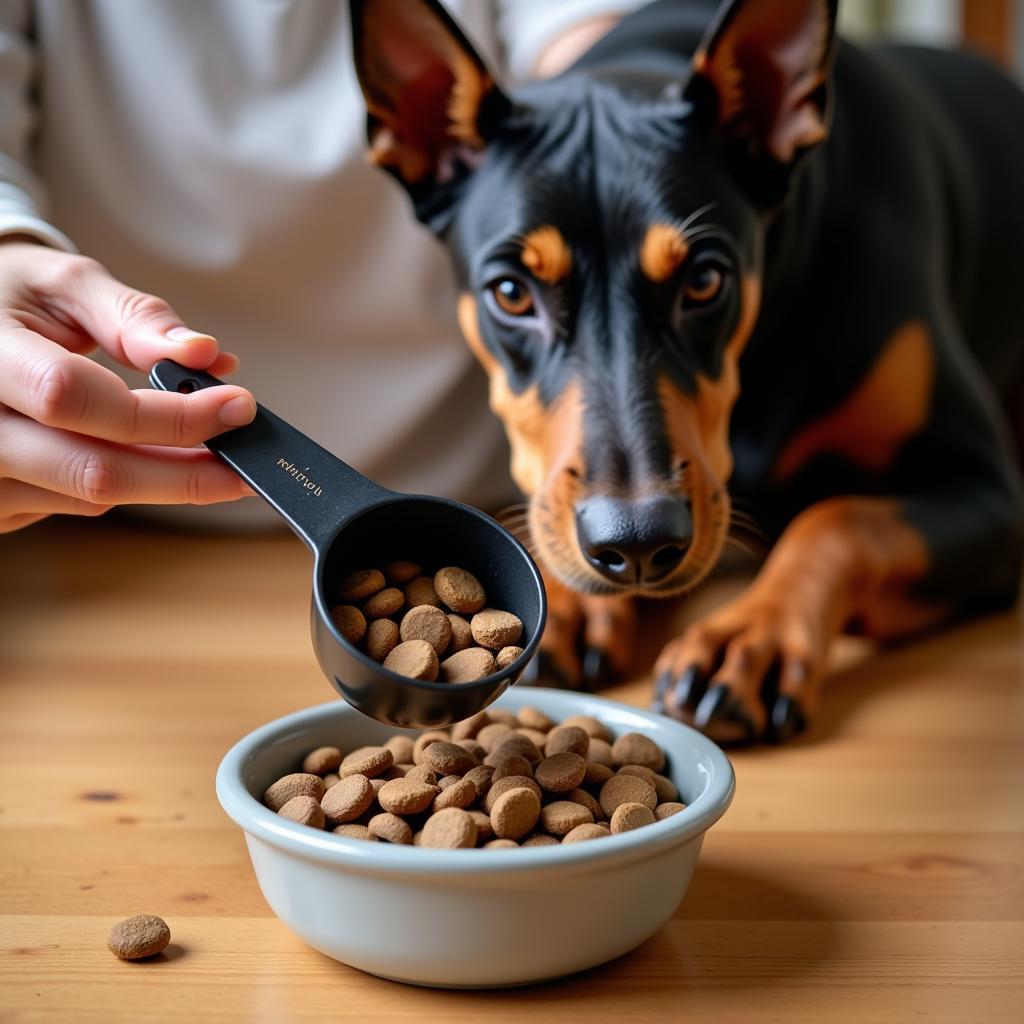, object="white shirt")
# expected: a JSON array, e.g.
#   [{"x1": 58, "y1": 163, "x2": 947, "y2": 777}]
[{"x1": 0, "y1": 0, "x2": 641, "y2": 526}]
